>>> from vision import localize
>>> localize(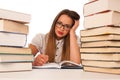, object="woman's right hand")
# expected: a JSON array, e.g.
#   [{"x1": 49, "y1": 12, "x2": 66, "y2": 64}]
[{"x1": 32, "y1": 54, "x2": 49, "y2": 66}]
